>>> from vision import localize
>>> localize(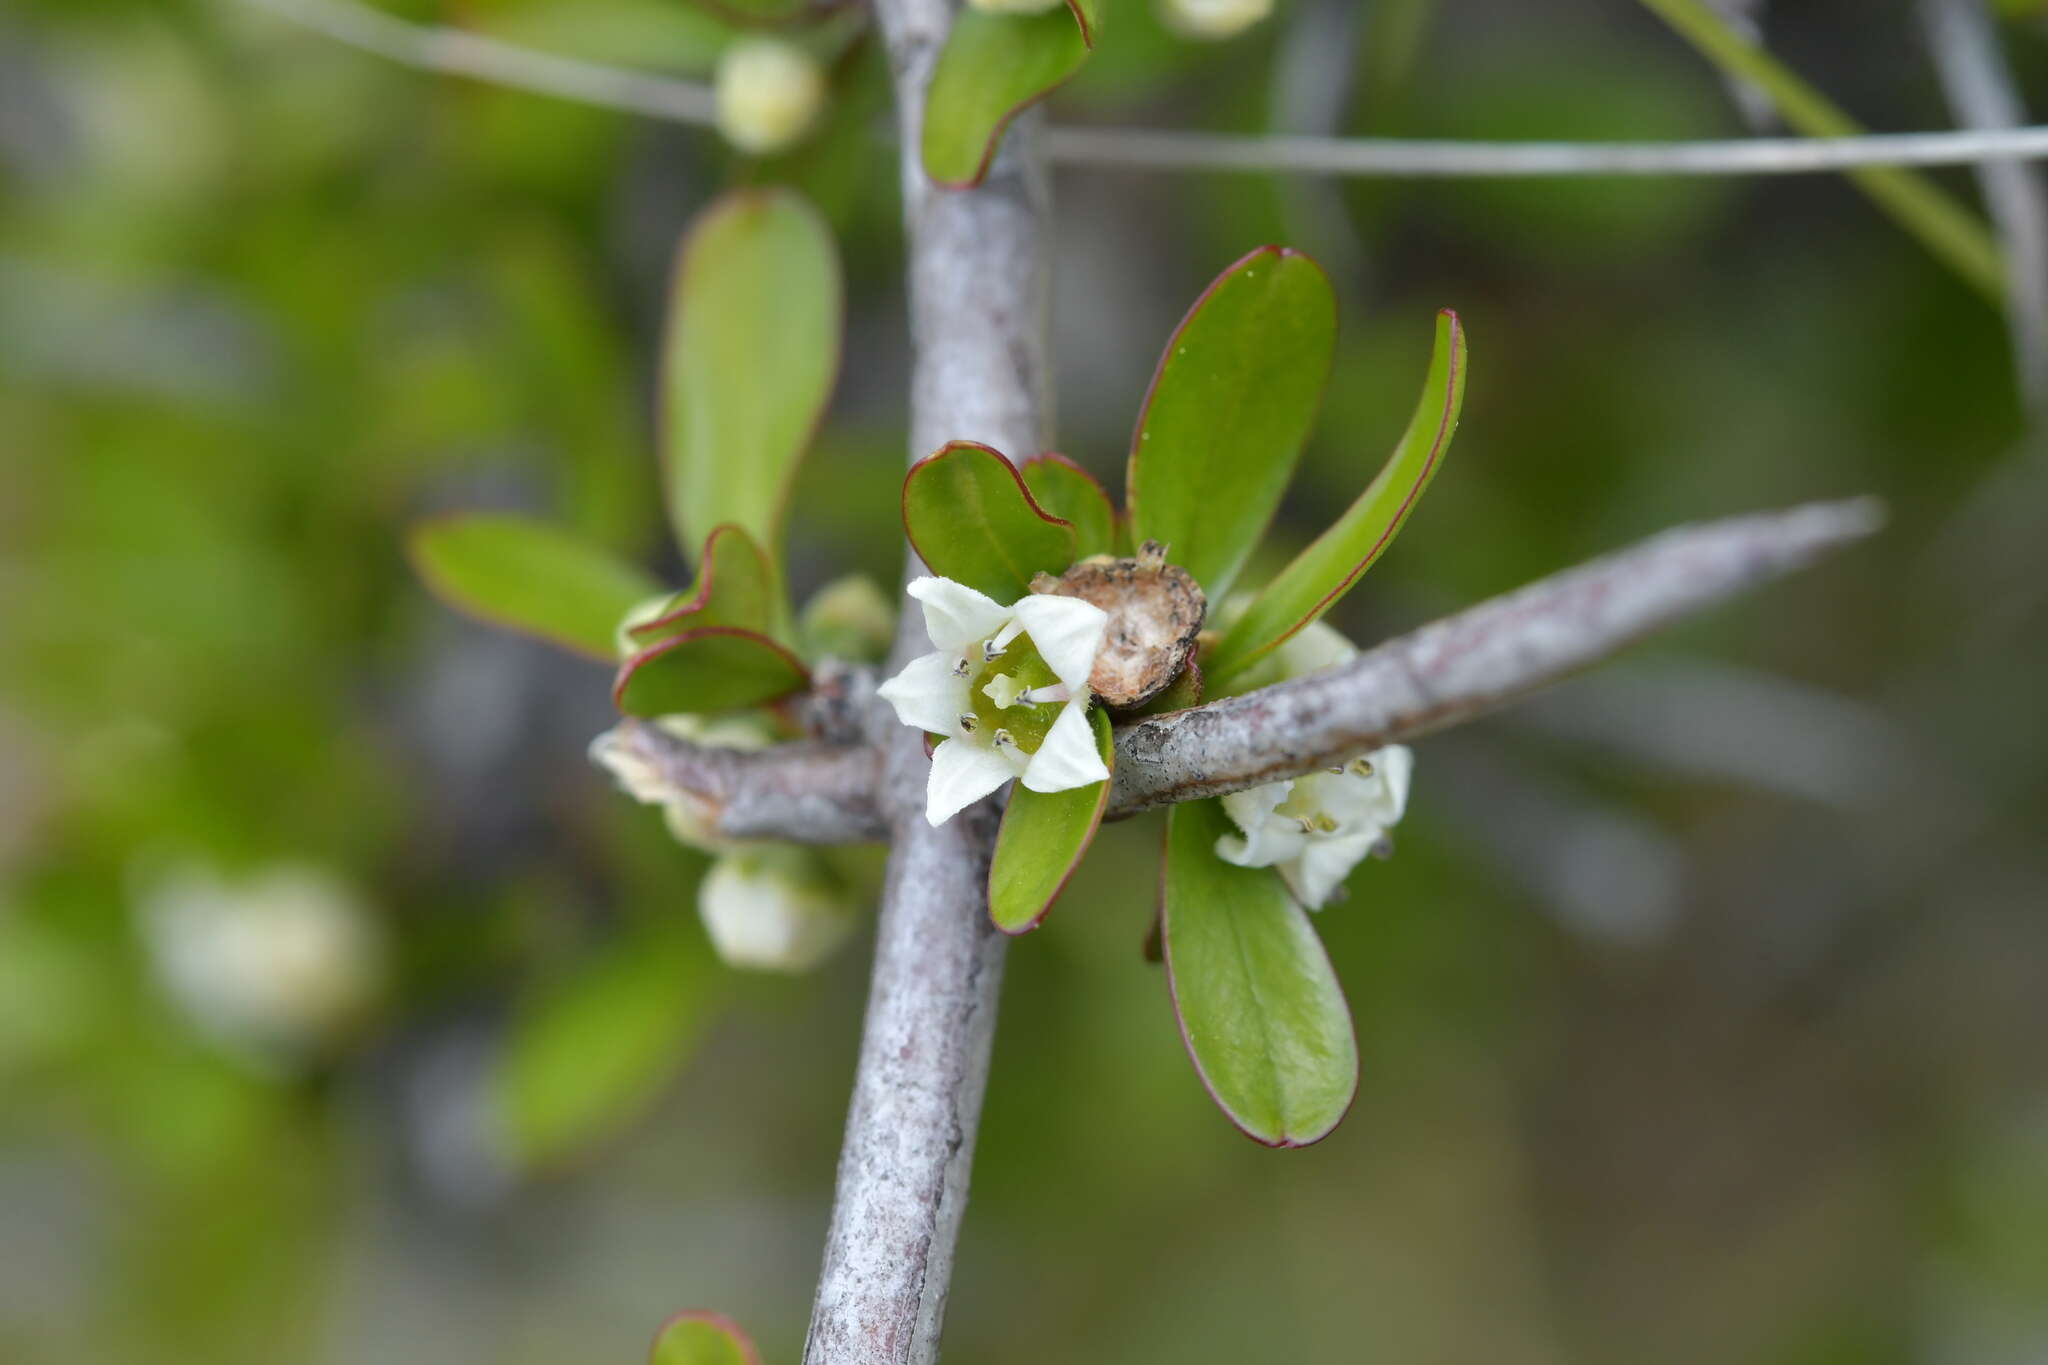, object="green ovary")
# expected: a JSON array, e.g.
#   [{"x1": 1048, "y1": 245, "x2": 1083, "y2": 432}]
[{"x1": 965, "y1": 635, "x2": 1062, "y2": 753}]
